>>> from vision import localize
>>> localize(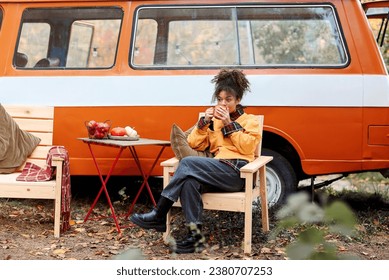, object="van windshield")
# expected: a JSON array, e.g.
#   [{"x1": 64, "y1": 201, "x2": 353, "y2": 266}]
[{"x1": 131, "y1": 4, "x2": 349, "y2": 69}]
